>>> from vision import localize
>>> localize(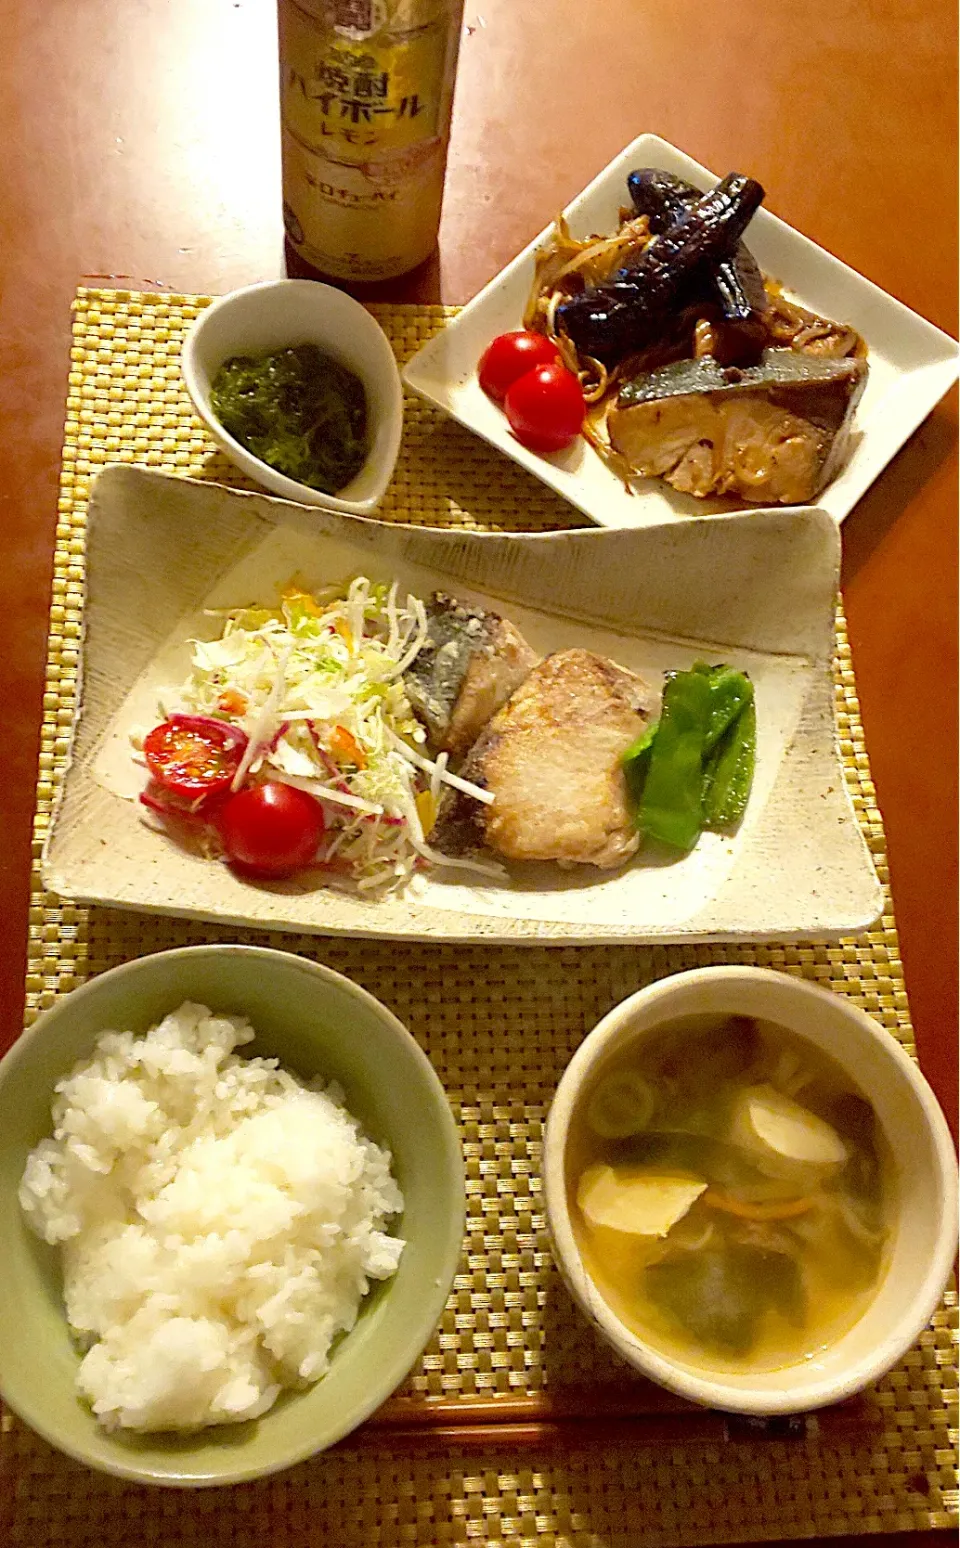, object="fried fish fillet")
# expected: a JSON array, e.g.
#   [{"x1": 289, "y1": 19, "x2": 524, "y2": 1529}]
[
  {"x1": 431, "y1": 648, "x2": 655, "y2": 869},
  {"x1": 404, "y1": 593, "x2": 539, "y2": 760}
]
